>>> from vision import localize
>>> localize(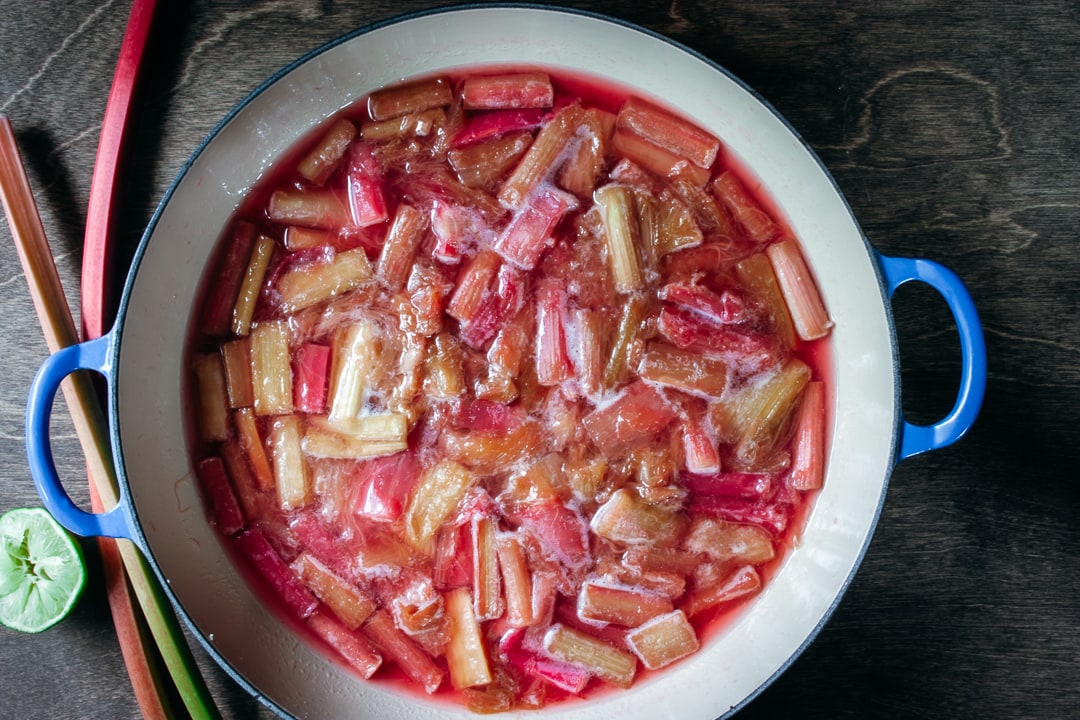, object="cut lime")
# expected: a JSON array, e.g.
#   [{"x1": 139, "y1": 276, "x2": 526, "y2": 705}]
[{"x1": 0, "y1": 507, "x2": 87, "y2": 633}]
